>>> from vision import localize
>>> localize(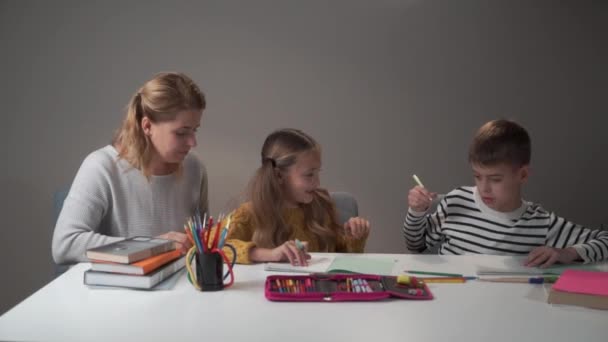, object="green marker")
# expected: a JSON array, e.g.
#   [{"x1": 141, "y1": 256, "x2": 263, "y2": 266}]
[
  {"x1": 413, "y1": 174, "x2": 433, "y2": 202},
  {"x1": 413, "y1": 174, "x2": 425, "y2": 188},
  {"x1": 295, "y1": 239, "x2": 305, "y2": 251}
]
